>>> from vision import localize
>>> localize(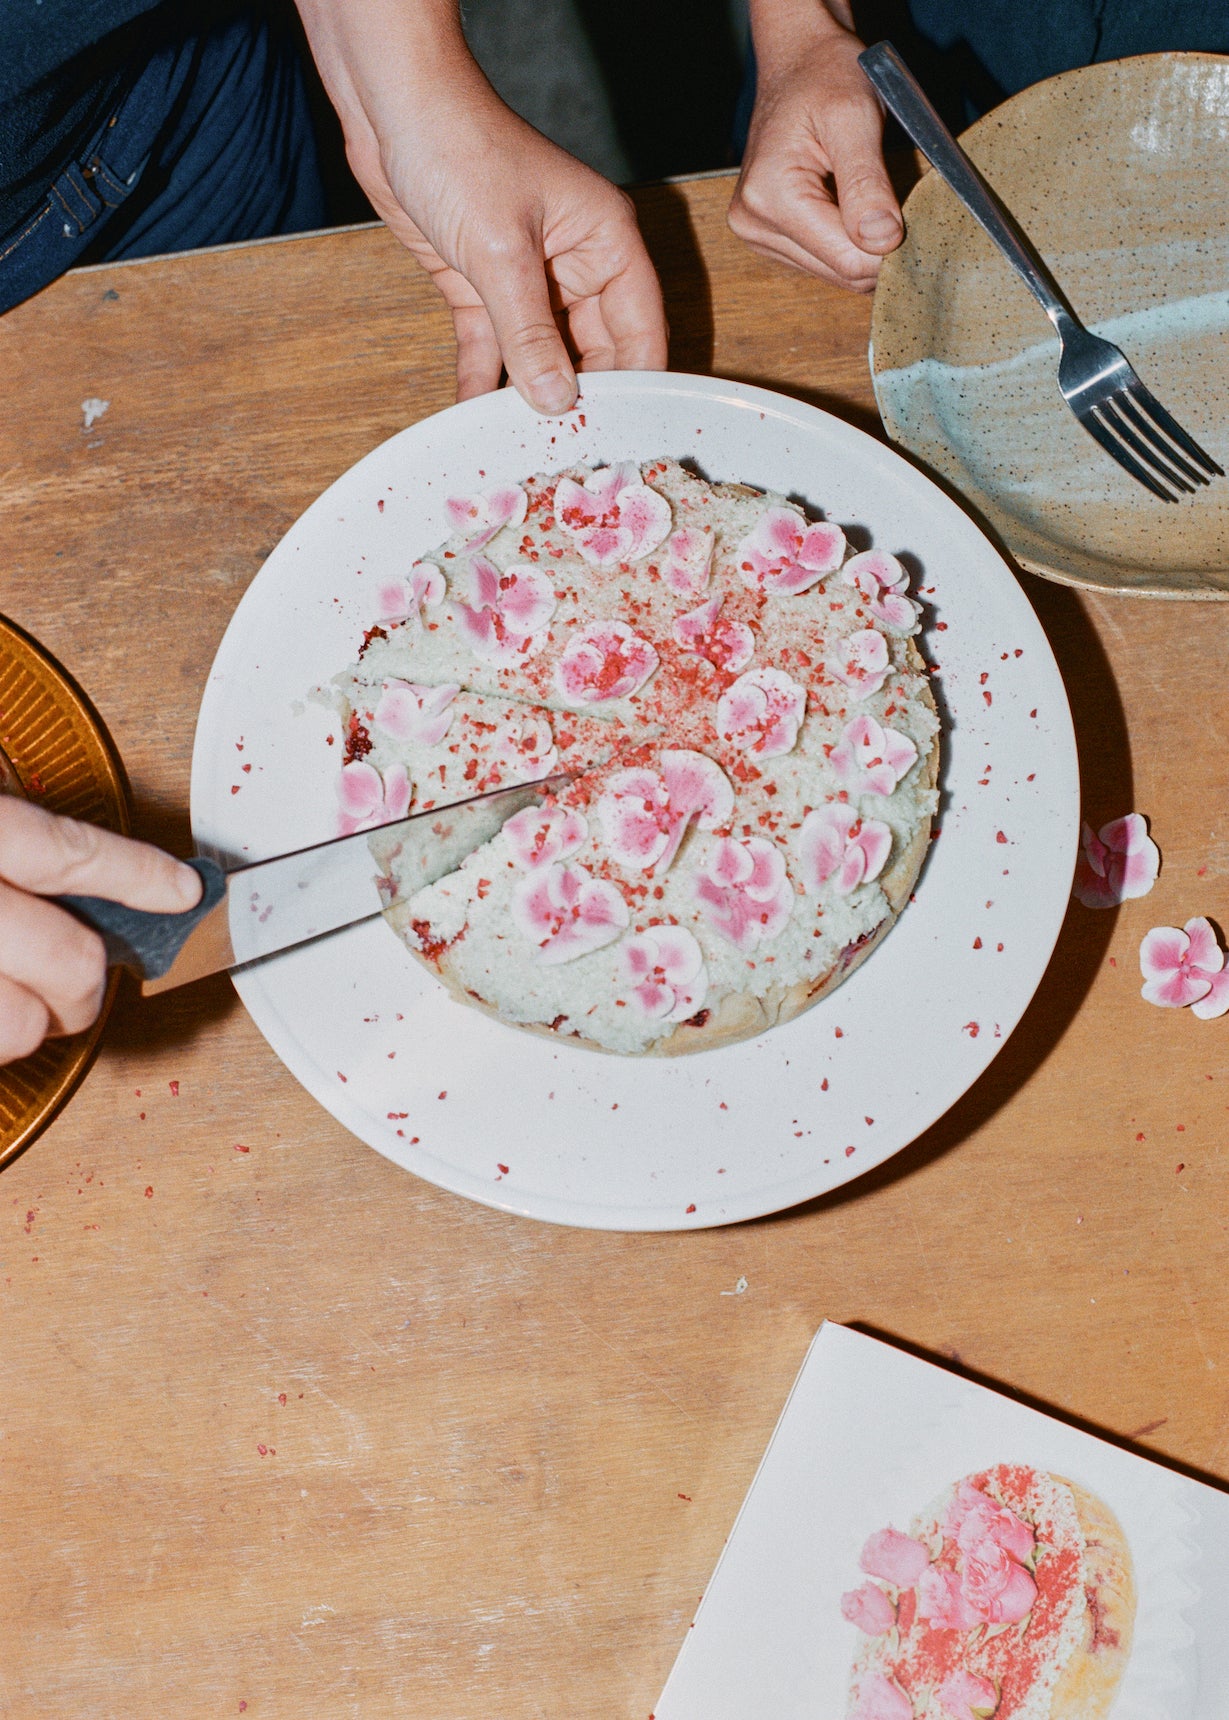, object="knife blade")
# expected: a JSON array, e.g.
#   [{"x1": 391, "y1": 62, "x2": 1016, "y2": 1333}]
[{"x1": 57, "y1": 773, "x2": 571, "y2": 996}]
